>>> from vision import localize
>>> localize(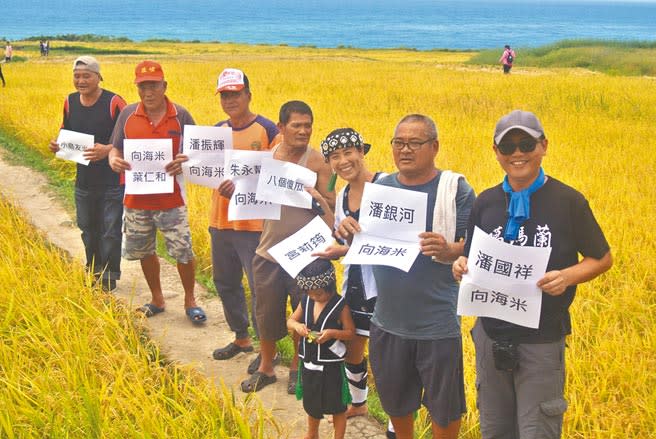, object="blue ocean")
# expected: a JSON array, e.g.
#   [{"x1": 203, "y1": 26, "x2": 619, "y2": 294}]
[{"x1": 1, "y1": 0, "x2": 655, "y2": 50}]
